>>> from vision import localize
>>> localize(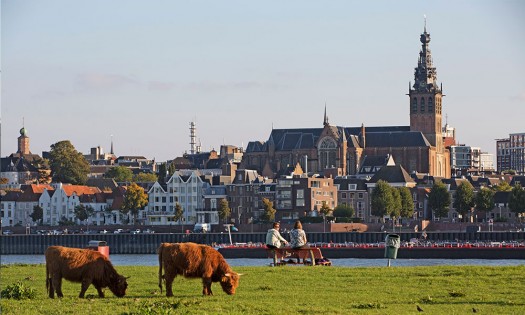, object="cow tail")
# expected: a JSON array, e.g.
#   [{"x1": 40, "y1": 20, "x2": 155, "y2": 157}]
[{"x1": 158, "y1": 244, "x2": 163, "y2": 293}]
